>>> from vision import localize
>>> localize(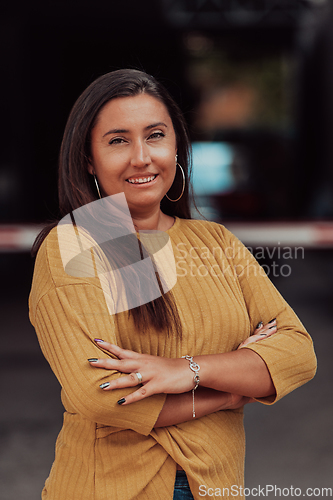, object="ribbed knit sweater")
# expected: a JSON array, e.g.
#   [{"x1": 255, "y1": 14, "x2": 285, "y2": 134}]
[{"x1": 29, "y1": 217, "x2": 317, "y2": 500}]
